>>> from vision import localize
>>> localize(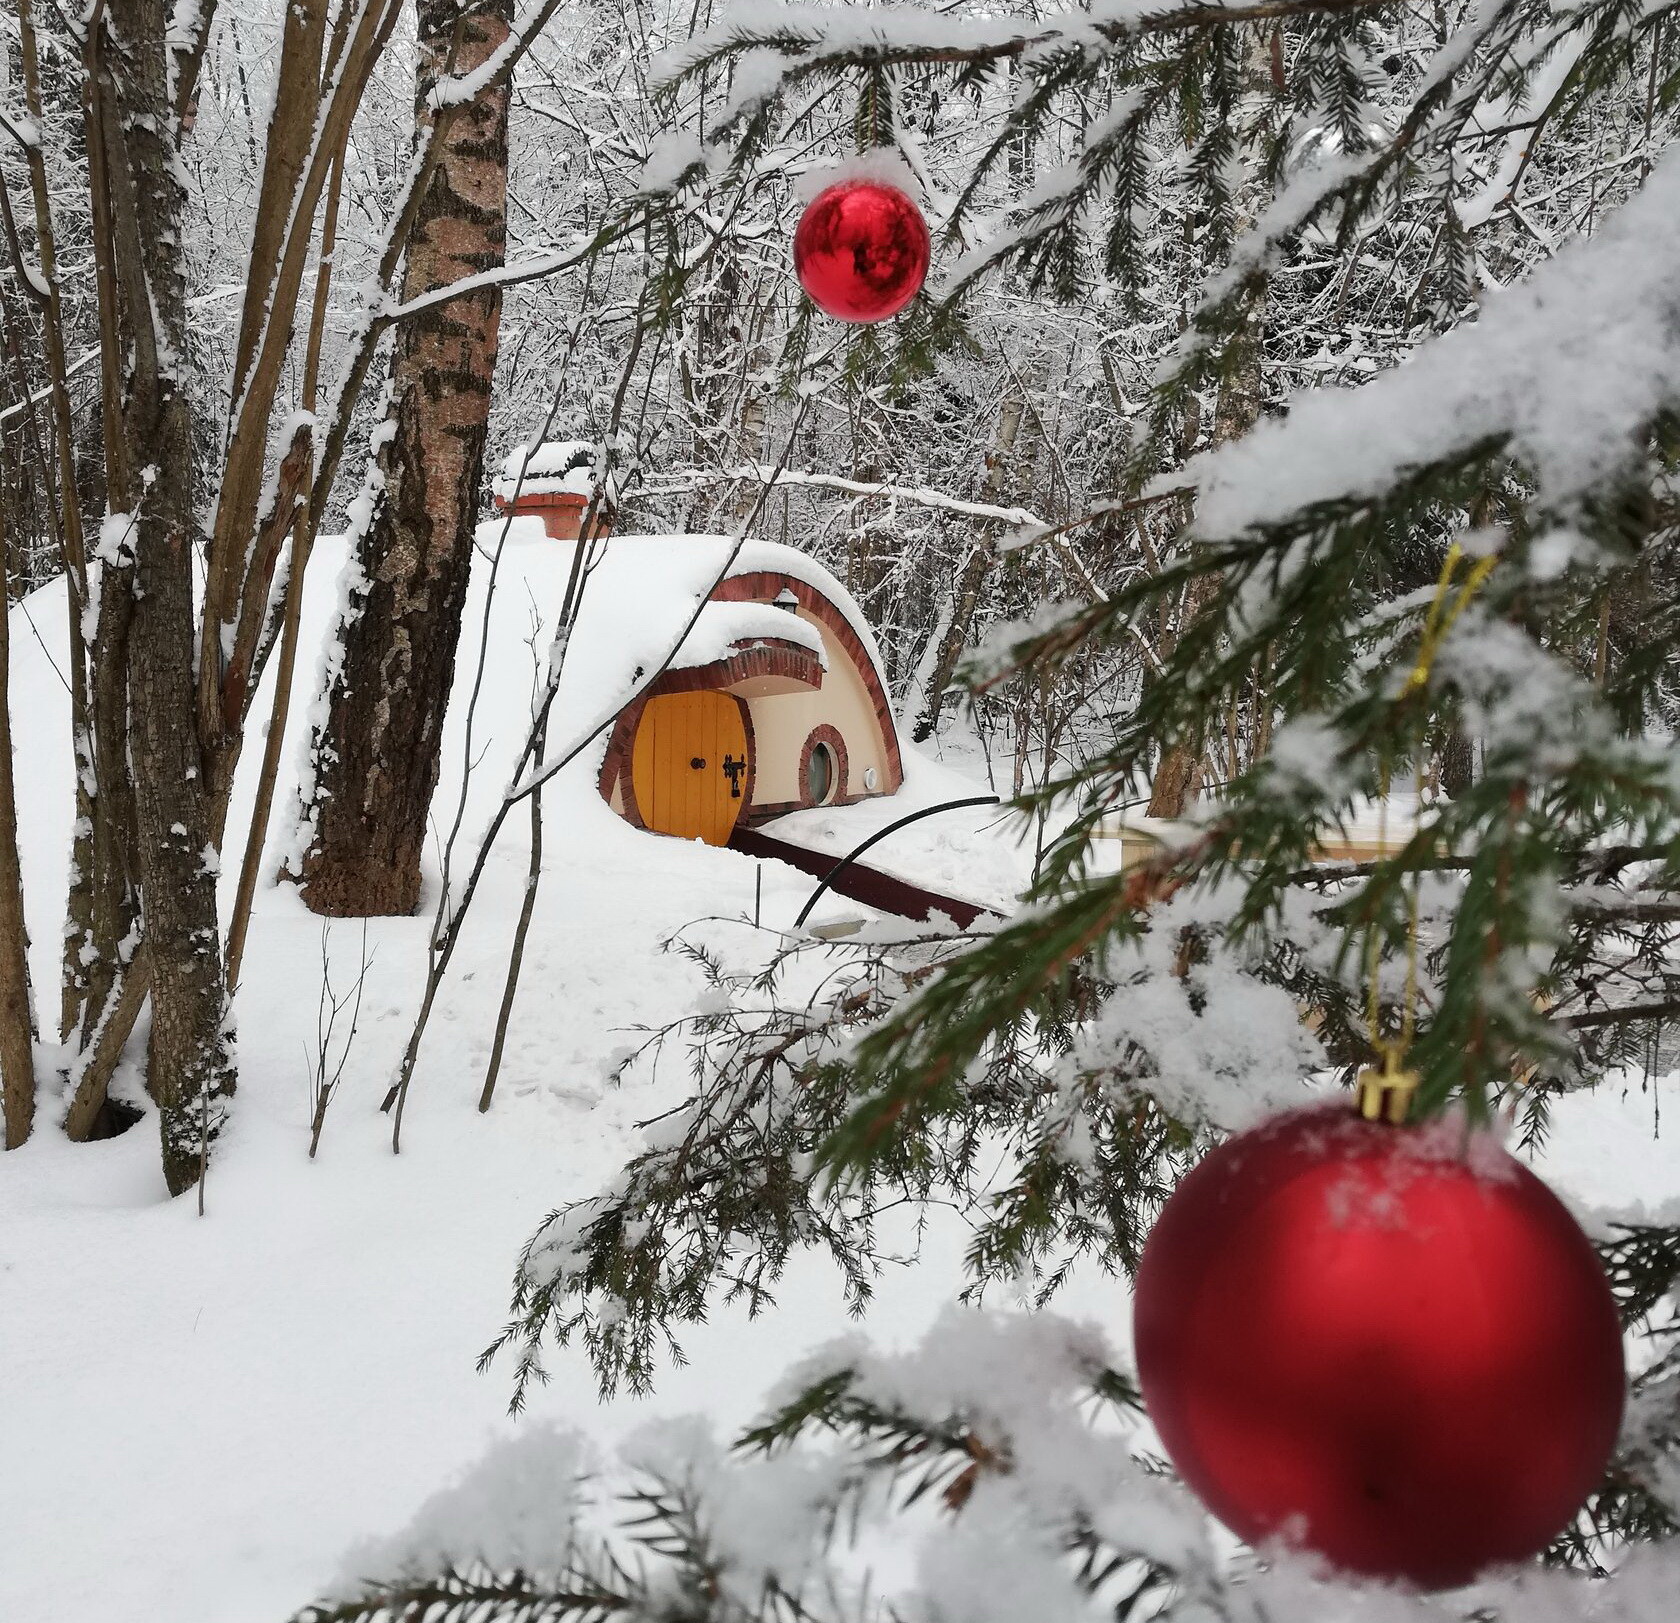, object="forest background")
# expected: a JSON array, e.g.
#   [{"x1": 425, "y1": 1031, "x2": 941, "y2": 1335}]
[{"x1": 3, "y1": 0, "x2": 1680, "y2": 1619}]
